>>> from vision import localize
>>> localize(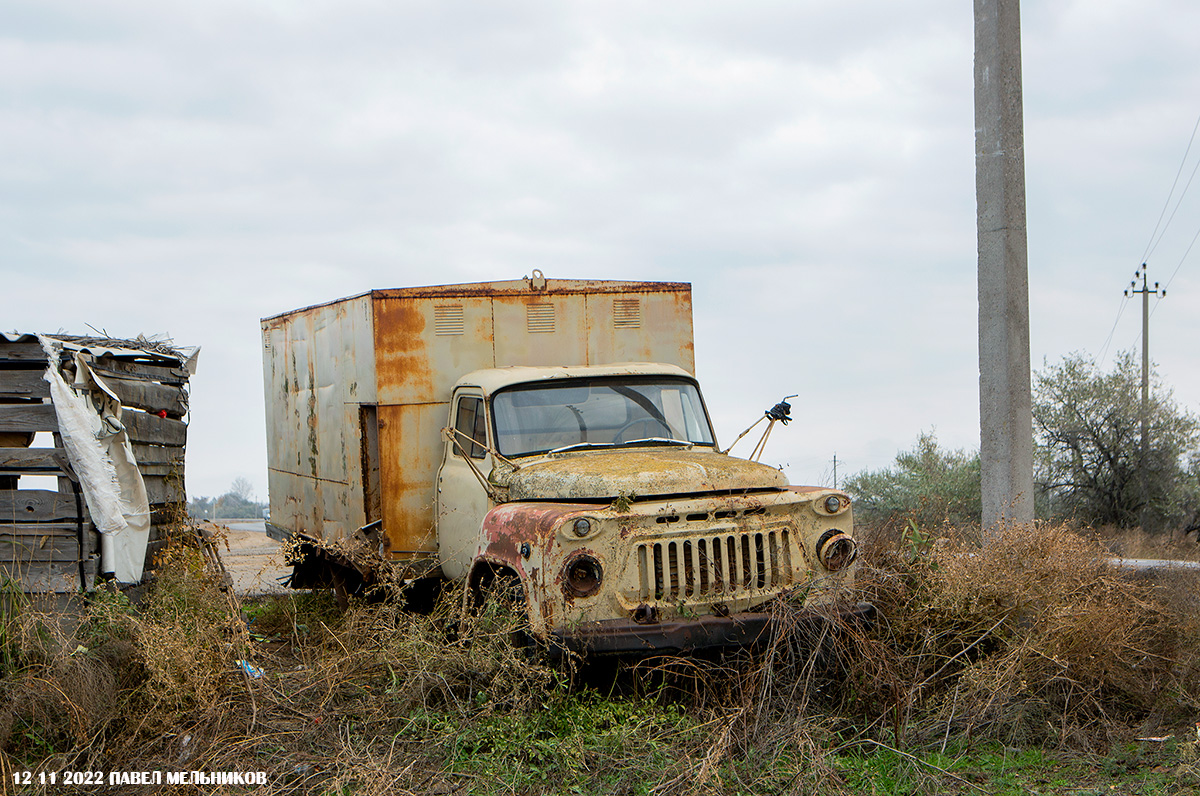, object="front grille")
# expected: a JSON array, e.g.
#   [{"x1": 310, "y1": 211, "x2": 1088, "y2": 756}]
[{"x1": 634, "y1": 529, "x2": 793, "y2": 603}]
